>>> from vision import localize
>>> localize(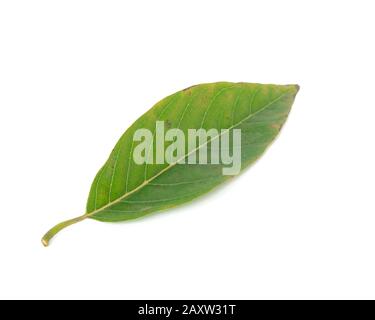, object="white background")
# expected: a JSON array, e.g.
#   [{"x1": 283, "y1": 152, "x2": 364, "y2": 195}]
[{"x1": 0, "y1": 0, "x2": 374, "y2": 300}]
